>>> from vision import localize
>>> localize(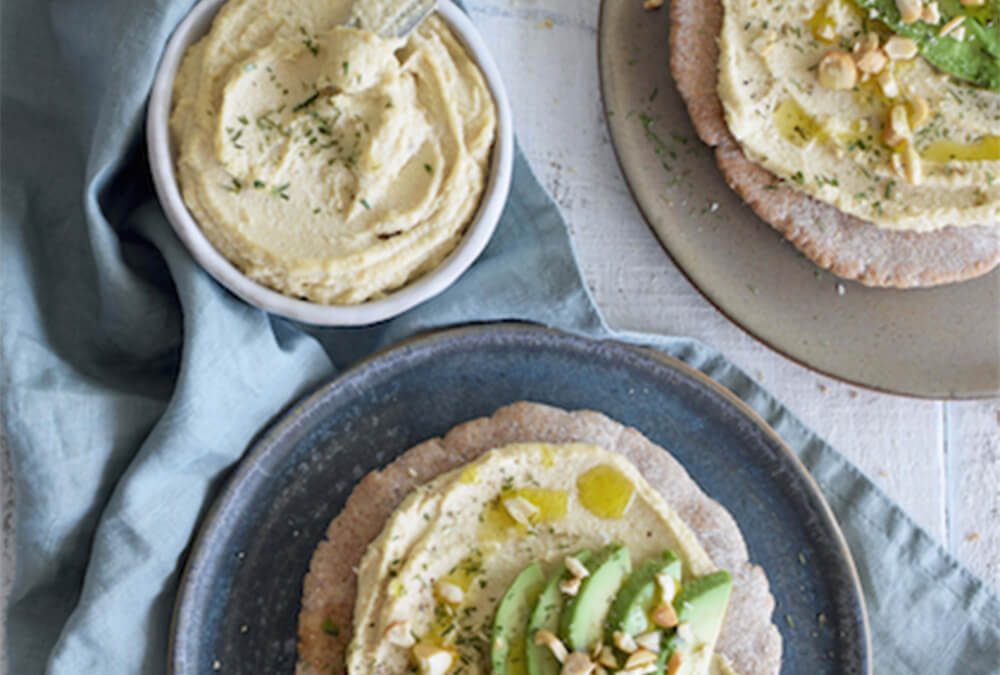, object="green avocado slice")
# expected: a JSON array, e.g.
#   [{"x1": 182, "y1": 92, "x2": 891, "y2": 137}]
[
  {"x1": 525, "y1": 551, "x2": 594, "y2": 675},
  {"x1": 605, "y1": 550, "x2": 682, "y2": 640},
  {"x1": 491, "y1": 562, "x2": 547, "y2": 675},
  {"x1": 851, "y1": 0, "x2": 1000, "y2": 91},
  {"x1": 559, "y1": 544, "x2": 631, "y2": 652},
  {"x1": 663, "y1": 570, "x2": 734, "y2": 673}
]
